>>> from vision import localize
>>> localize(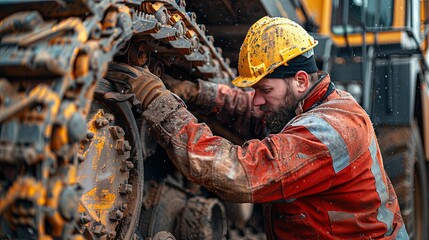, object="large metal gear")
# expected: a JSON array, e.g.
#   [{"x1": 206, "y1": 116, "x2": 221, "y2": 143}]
[{"x1": 77, "y1": 80, "x2": 144, "y2": 240}]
